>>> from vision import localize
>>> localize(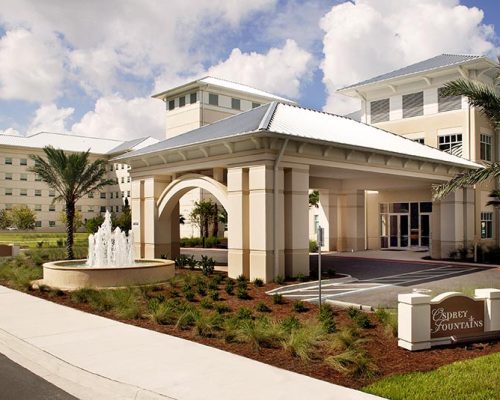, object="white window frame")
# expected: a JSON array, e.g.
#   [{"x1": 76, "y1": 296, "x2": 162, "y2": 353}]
[{"x1": 480, "y1": 134, "x2": 492, "y2": 162}]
